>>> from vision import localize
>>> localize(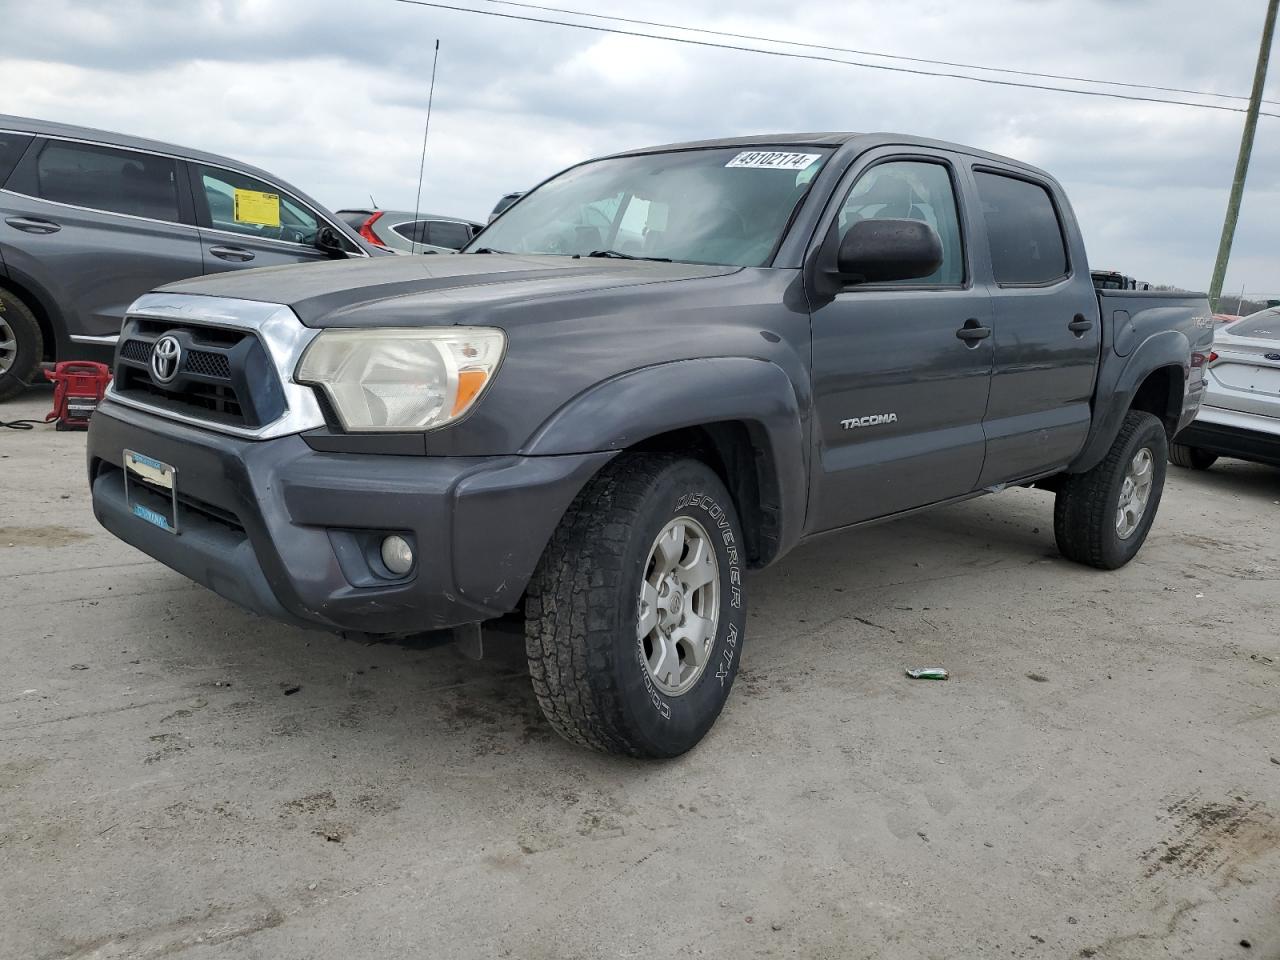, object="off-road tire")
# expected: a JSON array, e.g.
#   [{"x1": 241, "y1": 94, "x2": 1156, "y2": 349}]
[
  {"x1": 0, "y1": 287, "x2": 43, "y2": 402},
  {"x1": 524, "y1": 454, "x2": 748, "y2": 758},
  {"x1": 1054, "y1": 410, "x2": 1168, "y2": 570},
  {"x1": 1168, "y1": 443, "x2": 1217, "y2": 471}
]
